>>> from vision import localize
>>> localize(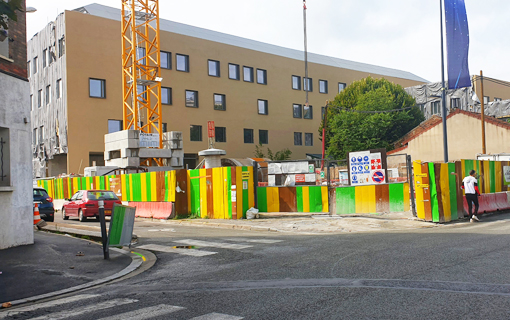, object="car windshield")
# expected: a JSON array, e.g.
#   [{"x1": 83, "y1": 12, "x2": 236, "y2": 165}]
[
  {"x1": 33, "y1": 189, "x2": 48, "y2": 197},
  {"x1": 86, "y1": 191, "x2": 119, "y2": 200}
]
